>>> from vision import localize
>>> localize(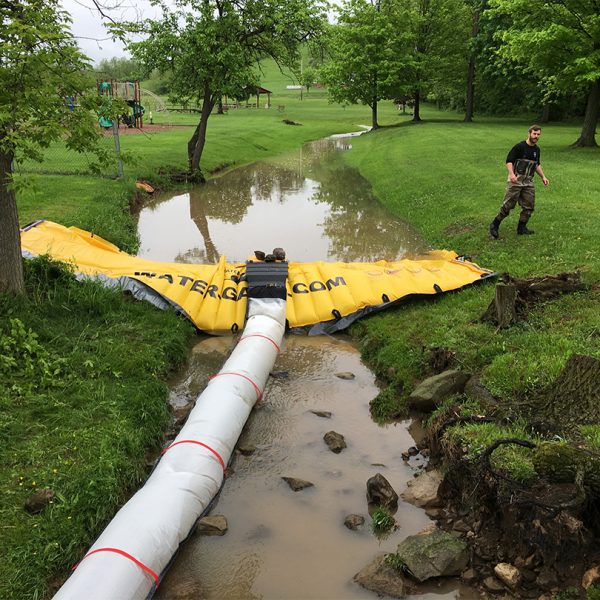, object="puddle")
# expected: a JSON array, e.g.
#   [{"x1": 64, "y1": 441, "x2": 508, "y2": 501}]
[
  {"x1": 137, "y1": 137, "x2": 427, "y2": 264},
  {"x1": 157, "y1": 336, "x2": 476, "y2": 599}
]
